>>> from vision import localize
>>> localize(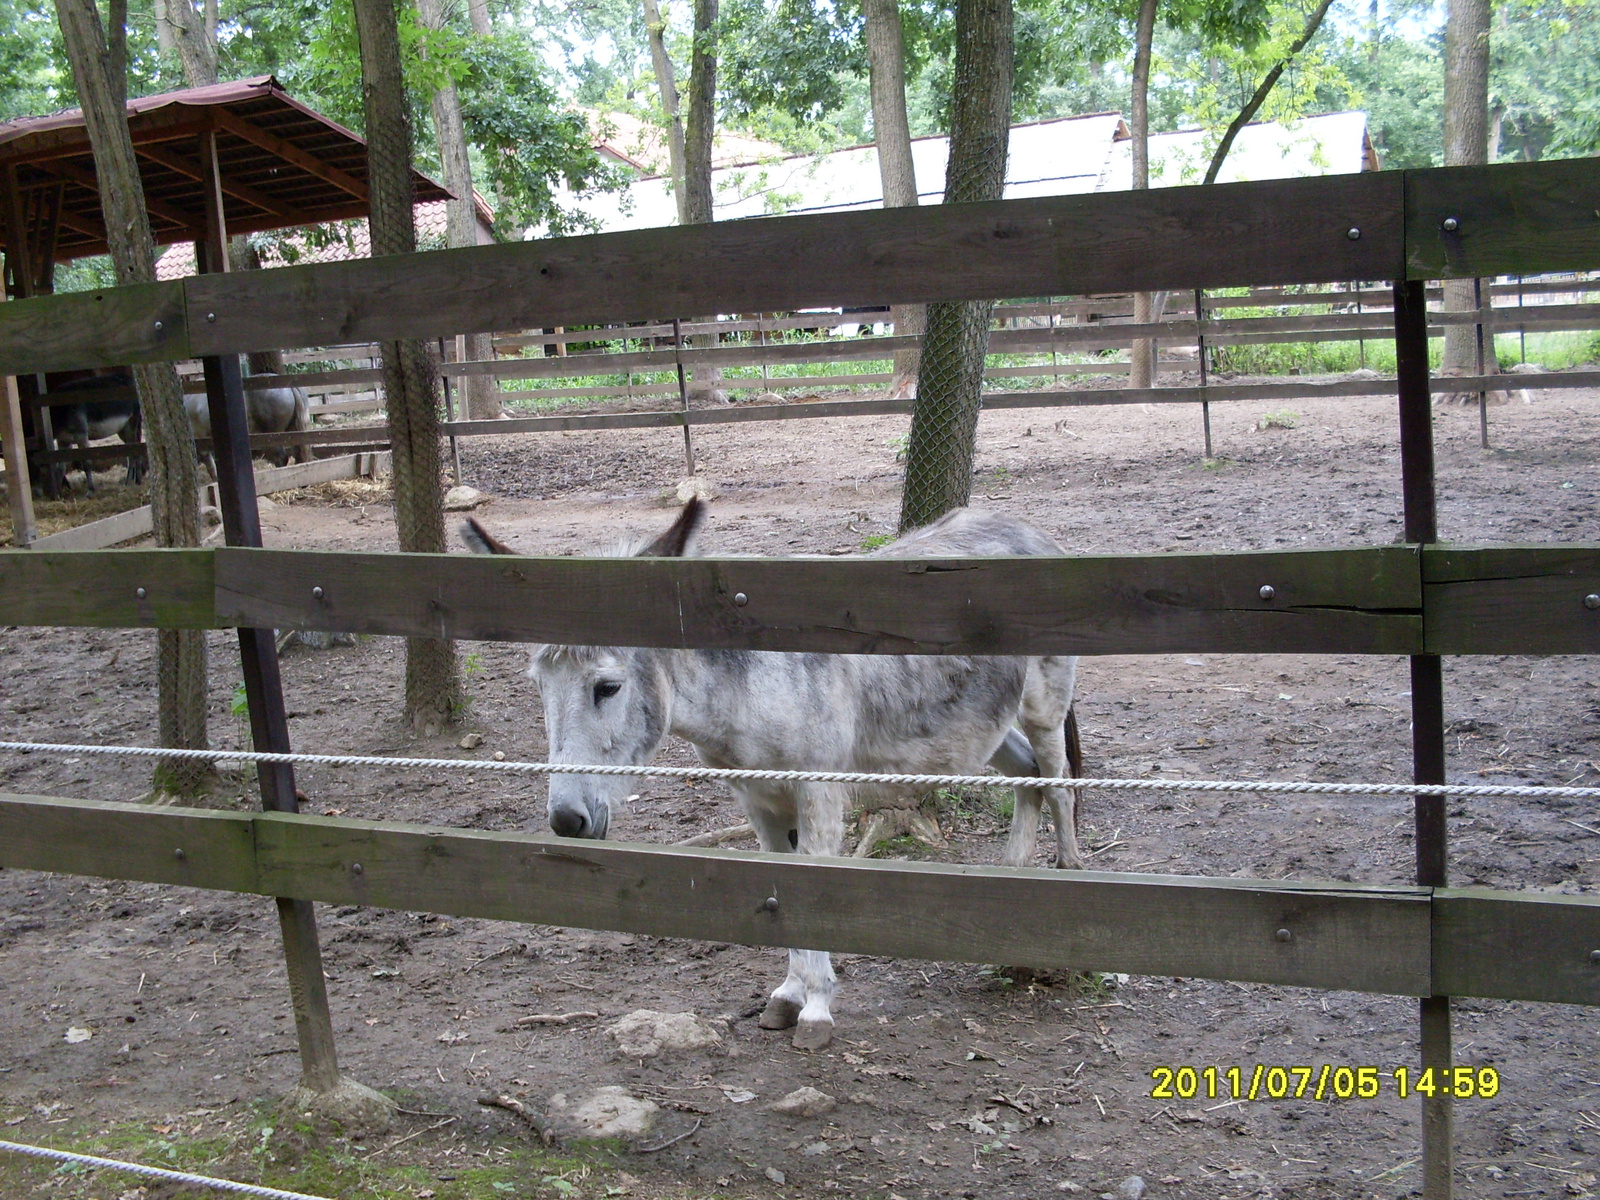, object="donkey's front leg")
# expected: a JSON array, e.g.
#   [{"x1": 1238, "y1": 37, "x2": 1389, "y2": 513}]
[
  {"x1": 786, "y1": 785, "x2": 845, "y2": 1049},
  {"x1": 744, "y1": 794, "x2": 809, "y2": 1035},
  {"x1": 745, "y1": 785, "x2": 844, "y2": 1049}
]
